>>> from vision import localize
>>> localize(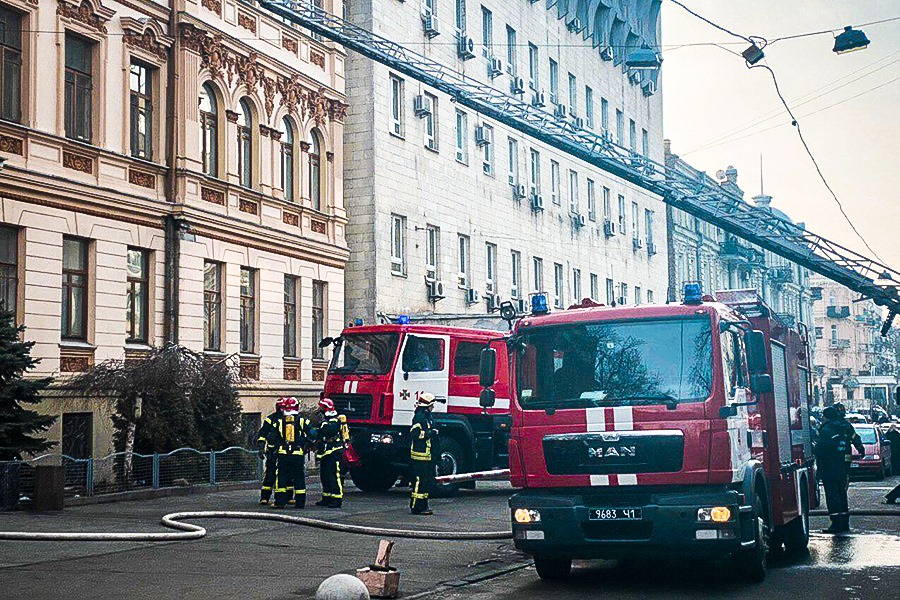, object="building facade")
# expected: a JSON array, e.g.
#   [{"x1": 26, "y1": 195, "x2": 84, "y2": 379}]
[
  {"x1": 344, "y1": 0, "x2": 667, "y2": 328},
  {"x1": 0, "y1": 0, "x2": 348, "y2": 457},
  {"x1": 665, "y1": 143, "x2": 814, "y2": 336},
  {"x1": 811, "y1": 276, "x2": 898, "y2": 410}
]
